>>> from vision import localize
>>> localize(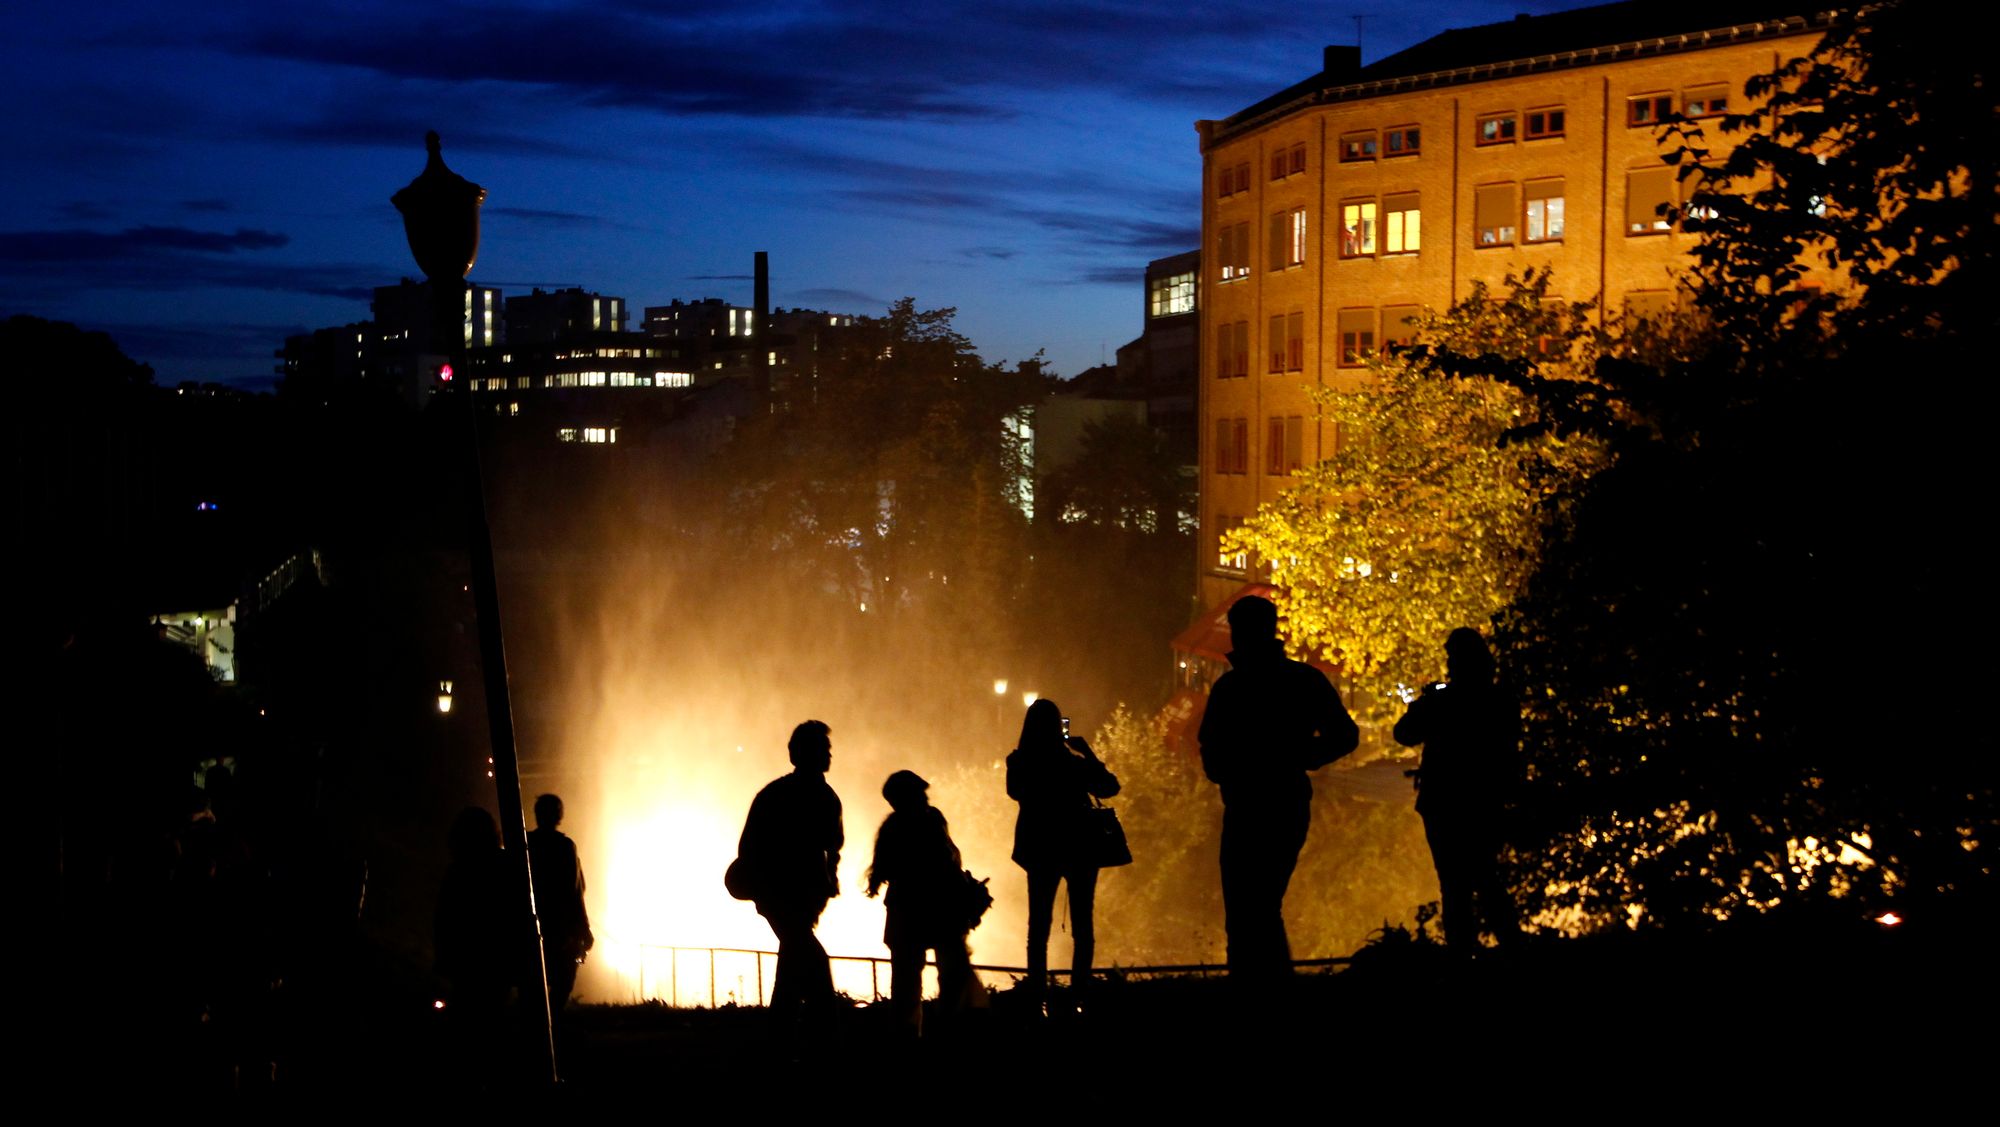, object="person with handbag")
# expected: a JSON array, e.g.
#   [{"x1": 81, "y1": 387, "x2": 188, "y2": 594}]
[
  {"x1": 1006, "y1": 698, "x2": 1121, "y2": 1015},
  {"x1": 865, "y1": 770, "x2": 977, "y2": 1037},
  {"x1": 736, "y1": 720, "x2": 844, "y2": 1035}
]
